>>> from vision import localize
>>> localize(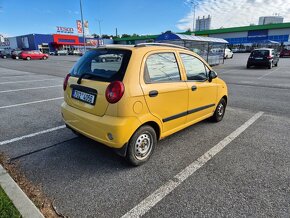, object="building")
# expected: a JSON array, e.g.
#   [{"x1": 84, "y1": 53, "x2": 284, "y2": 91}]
[
  {"x1": 194, "y1": 22, "x2": 290, "y2": 50},
  {"x1": 259, "y1": 16, "x2": 284, "y2": 25},
  {"x1": 196, "y1": 15, "x2": 211, "y2": 31},
  {"x1": 0, "y1": 33, "x2": 113, "y2": 53}
]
